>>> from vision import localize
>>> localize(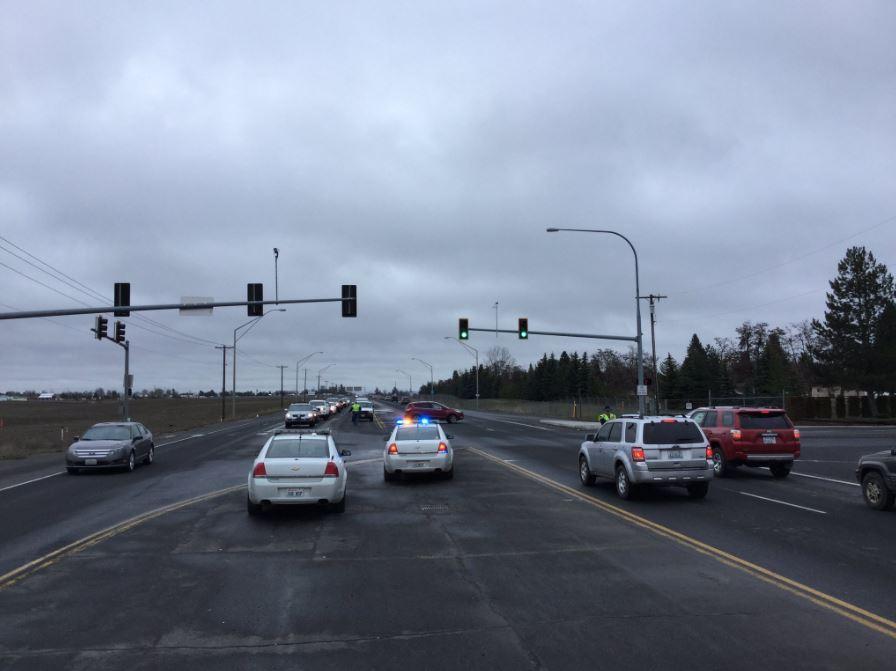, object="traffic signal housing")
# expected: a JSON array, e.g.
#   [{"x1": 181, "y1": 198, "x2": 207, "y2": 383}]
[
  {"x1": 518, "y1": 318, "x2": 528, "y2": 339},
  {"x1": 247, "y1": 283, "x2": 263, "y2": 316},
  {"x1": 114, "y1": 321, "x2": 126, "y2": 343},
  {"x1": 95, "y1": 315, "x2": 108, "y2": 339},
  {"x1": 114, "y1": 282, "x2": 130, "y2": 317},
  {"x1": 341, "y1": 284, "x2": 357, "y2": 317},
  {"x1": 459, "y1": 318, "x2": 469, "y2": 340}
]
